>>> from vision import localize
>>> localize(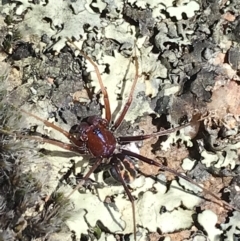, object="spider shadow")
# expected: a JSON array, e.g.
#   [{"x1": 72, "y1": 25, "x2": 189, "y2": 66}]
[{"x1": 111, "y1": 55, "x2": 133, "y2": 122}]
